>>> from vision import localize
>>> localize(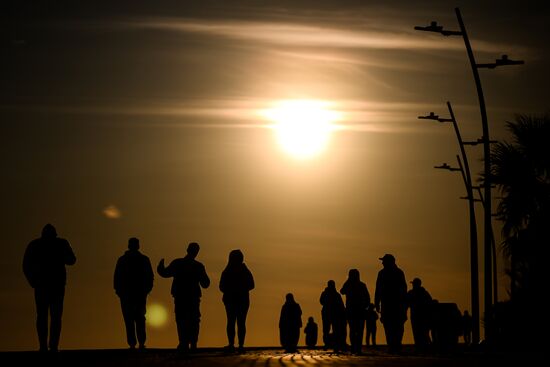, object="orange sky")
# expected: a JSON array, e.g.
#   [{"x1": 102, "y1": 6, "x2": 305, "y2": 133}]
[{"x1": 1, "y1": 0, "x2": 549, "y2": 351}]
